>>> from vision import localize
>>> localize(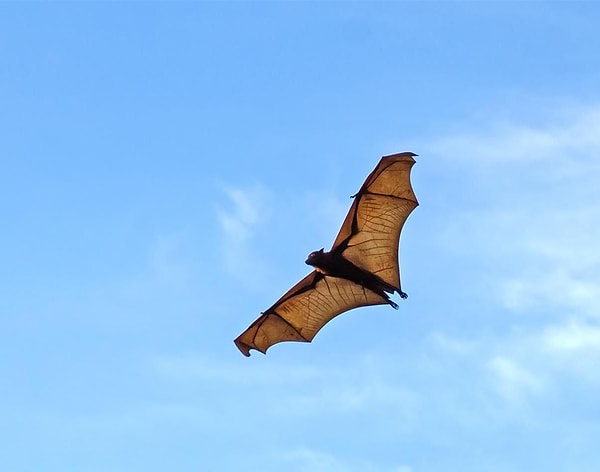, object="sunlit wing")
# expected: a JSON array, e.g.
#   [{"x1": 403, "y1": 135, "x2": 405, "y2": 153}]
[
  {"x1": 234, "y1": 271, "x2": 388, "y2": 356},
  {"x1": 331, "y1": 153, "x2": 418, "y2": 292}
]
